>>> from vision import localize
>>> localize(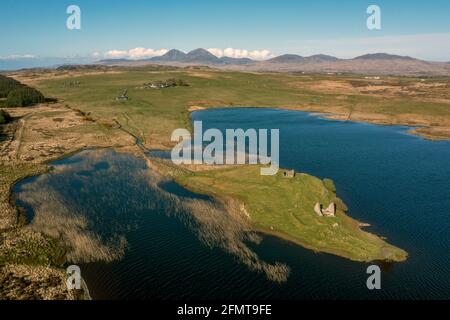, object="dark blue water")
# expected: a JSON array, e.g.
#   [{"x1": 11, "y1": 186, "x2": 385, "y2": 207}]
[{"x1": 14, "y1": 108, "x2": 450, "y2": 300}]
